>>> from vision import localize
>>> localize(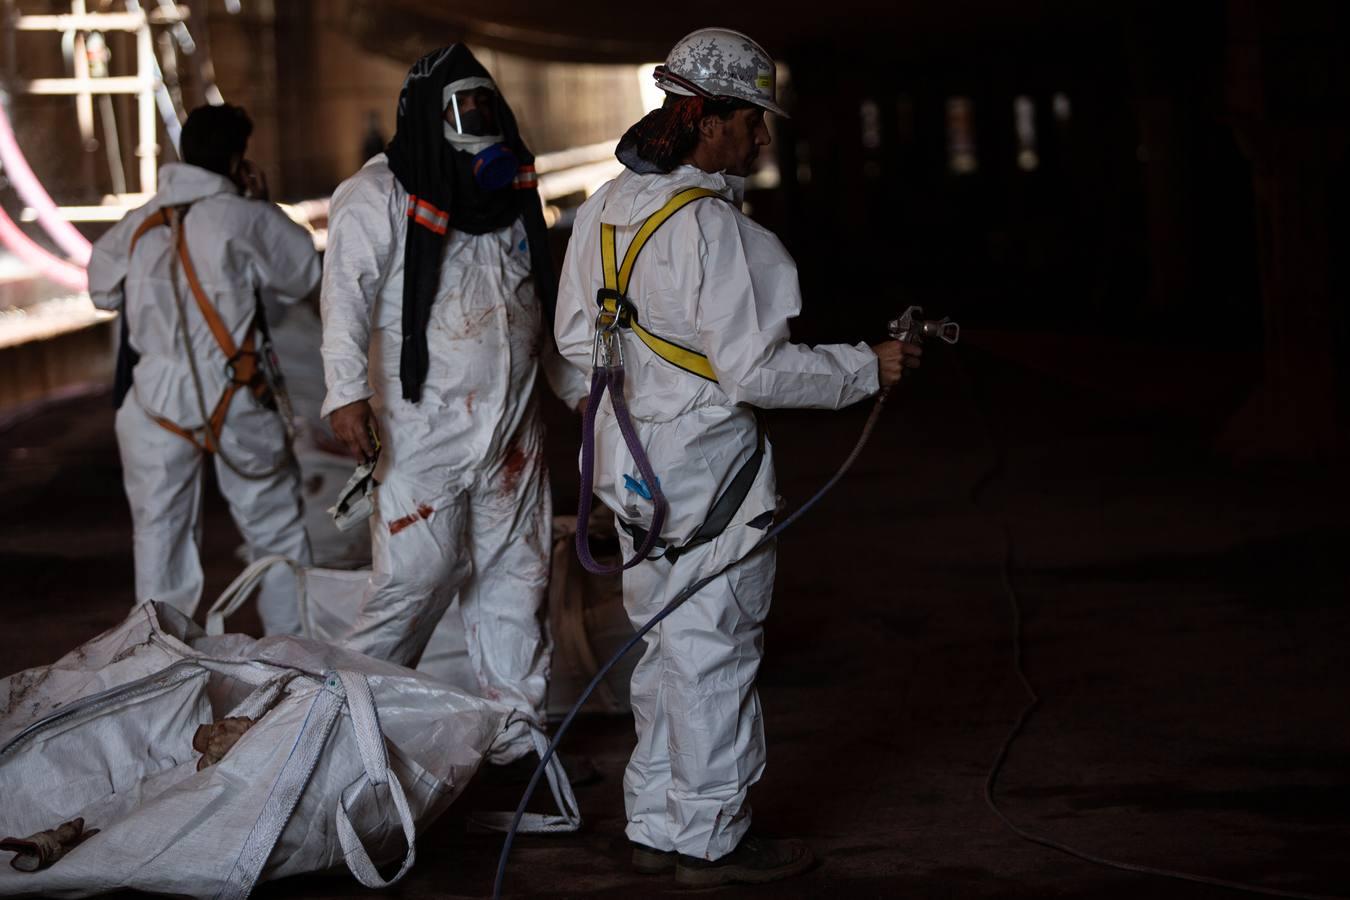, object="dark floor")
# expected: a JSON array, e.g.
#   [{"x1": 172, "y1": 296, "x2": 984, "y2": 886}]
[{"x1": 1, "y1": 331, "x2": 1347, "y2": 899}]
